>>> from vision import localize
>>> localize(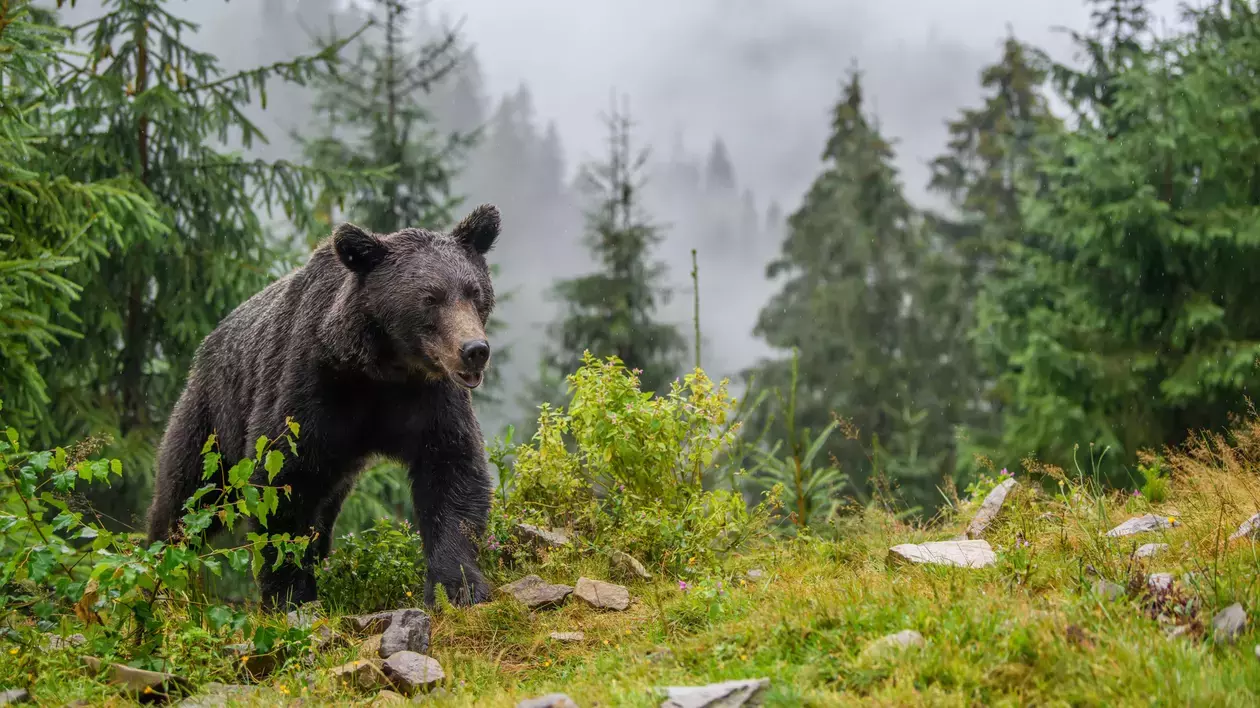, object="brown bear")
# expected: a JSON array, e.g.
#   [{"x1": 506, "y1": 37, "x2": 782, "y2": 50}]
[{"x1": 145, "y1": 204, "x2": 502, "y2": 609}]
